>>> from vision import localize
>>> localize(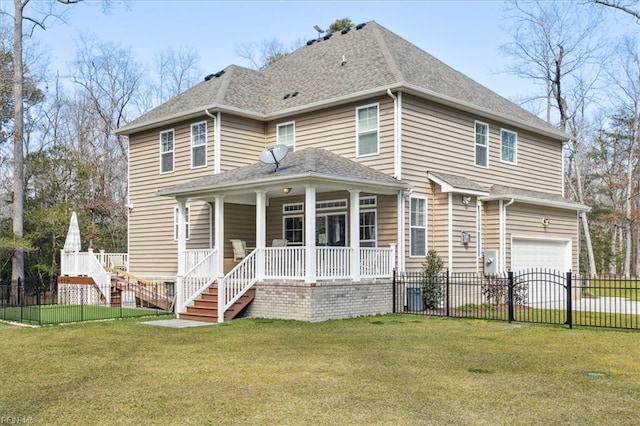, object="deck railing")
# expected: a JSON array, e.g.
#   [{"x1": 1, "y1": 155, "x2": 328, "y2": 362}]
[
  {"x1": 95, "y1": 251, "x2": 129, "y2": 271},
  {"x1": 60, "y1": 251, "x2": 111, "y2": 305}
]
